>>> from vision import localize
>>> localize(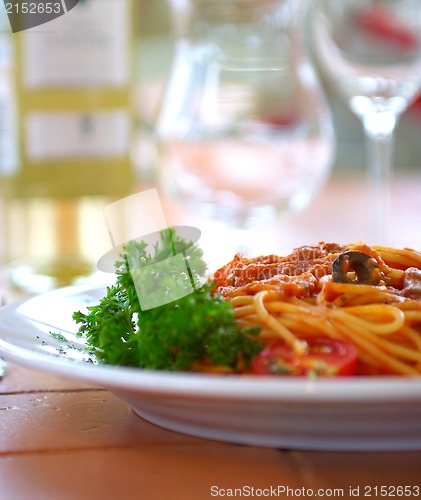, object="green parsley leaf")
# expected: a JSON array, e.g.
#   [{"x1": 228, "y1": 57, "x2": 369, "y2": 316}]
[{"x1": 73, "y1": 228, "x2": 262, "y2": 371}]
